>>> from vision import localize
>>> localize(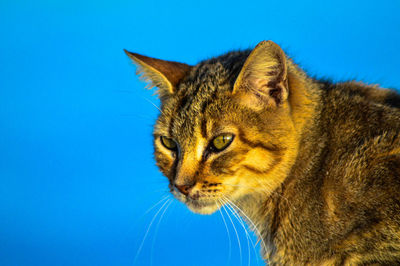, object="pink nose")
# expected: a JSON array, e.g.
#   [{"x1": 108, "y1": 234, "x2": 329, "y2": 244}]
[{"x1": 175, "y1": 183, "x2": 195, "y2": 196}]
